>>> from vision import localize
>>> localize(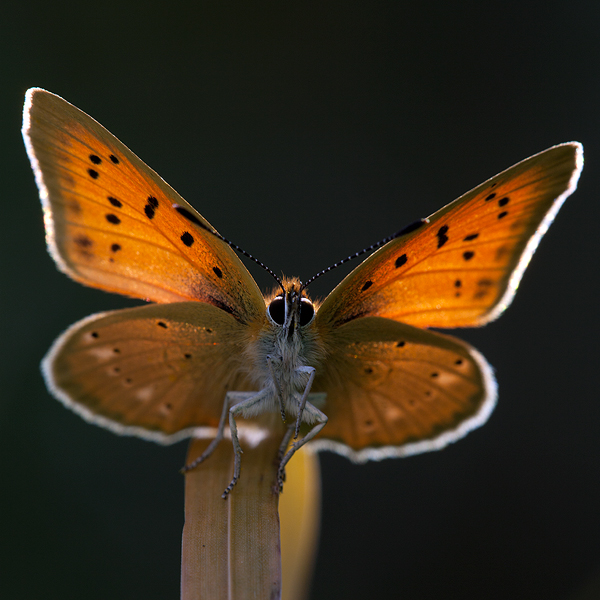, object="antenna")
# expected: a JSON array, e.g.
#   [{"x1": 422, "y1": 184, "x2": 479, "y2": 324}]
[
  {"x1": 174, "y1": 204, "x2": 285, "y2": 294},
  {"x1": 300, "y1": 218, "x2": 429, "y2": 291}
]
